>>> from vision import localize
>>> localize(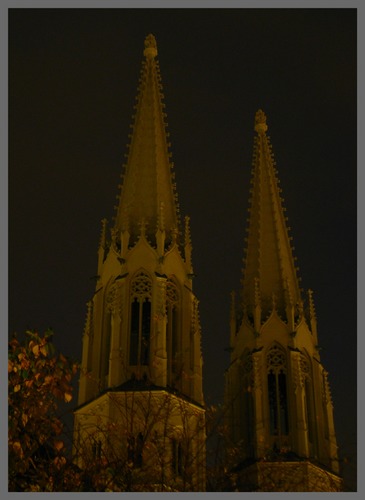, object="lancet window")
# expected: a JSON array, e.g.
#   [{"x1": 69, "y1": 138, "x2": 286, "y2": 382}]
[
  {"x1": 129, "y1": 272, "x2": 152, "y2": 366},
  {"x1": 267, "y1": 344, "x2": 289, "y2": 438}
]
